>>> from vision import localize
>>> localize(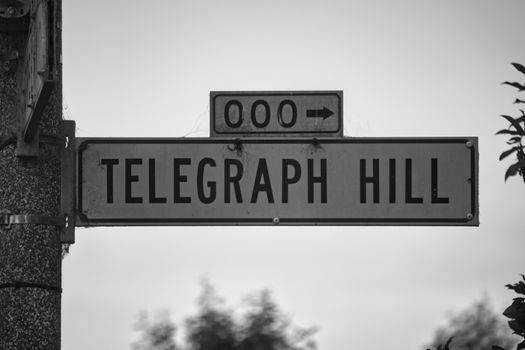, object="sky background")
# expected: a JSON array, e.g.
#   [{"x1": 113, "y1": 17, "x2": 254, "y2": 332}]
[{"x1": 62, "y1": 1, "x2": 525, "y2": 349}]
